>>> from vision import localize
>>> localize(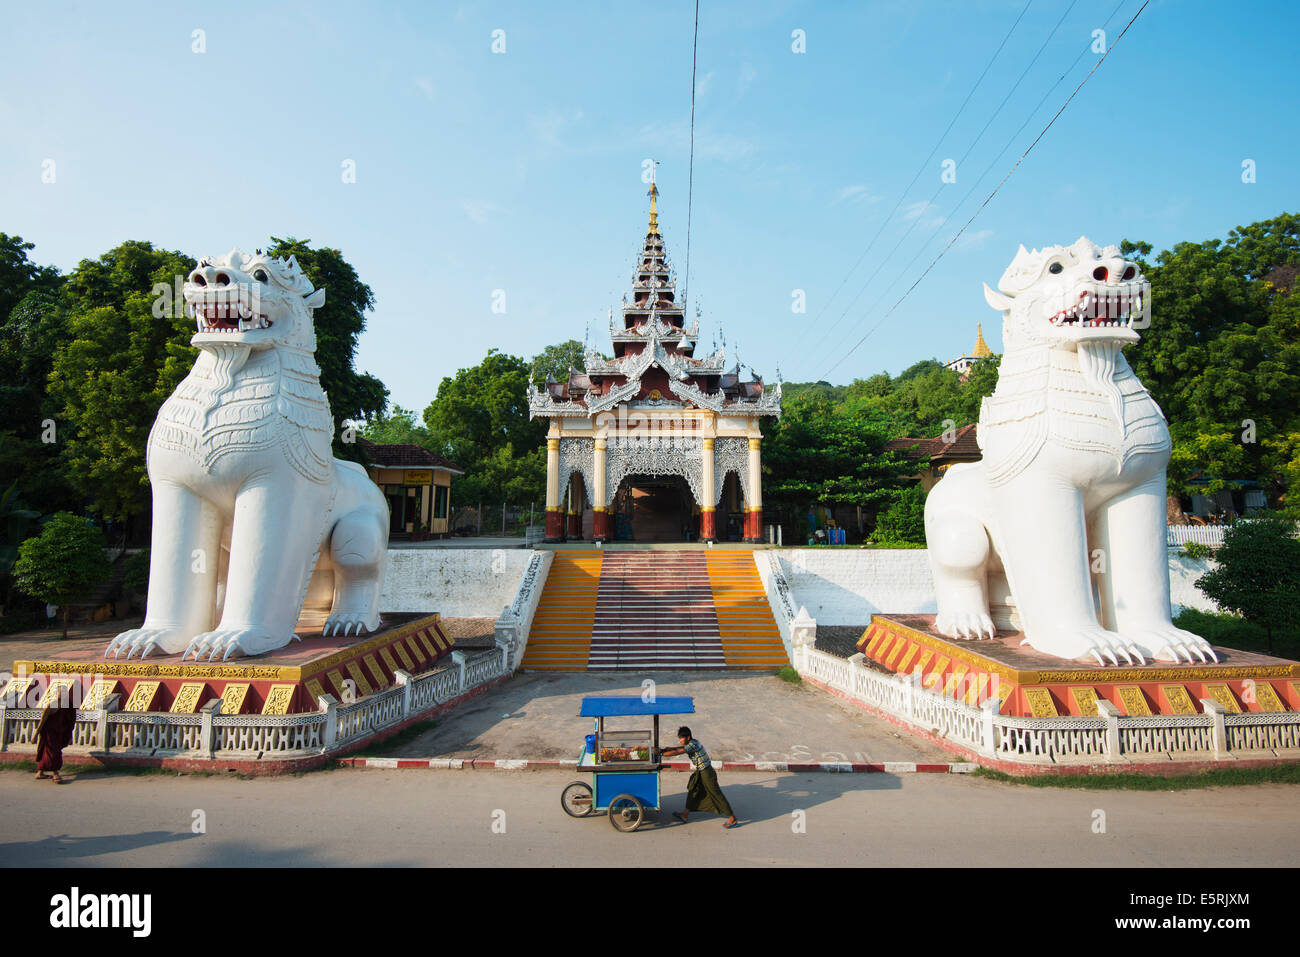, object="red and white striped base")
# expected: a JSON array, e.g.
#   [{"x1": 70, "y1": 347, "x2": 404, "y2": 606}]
[{"x1": 337, "y1": 757, "x2": 975, "y2": 773}]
